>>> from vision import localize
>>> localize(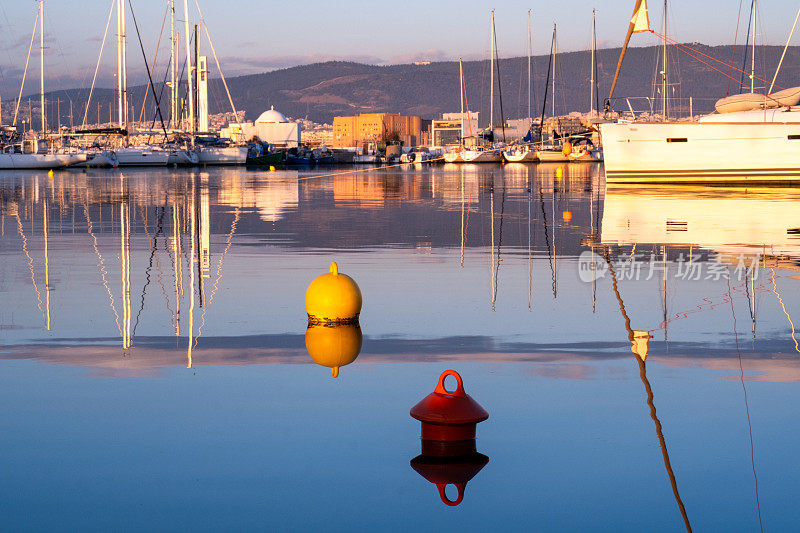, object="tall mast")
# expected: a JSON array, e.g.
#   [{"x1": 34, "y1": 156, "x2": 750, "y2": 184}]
[
  {"x1": 459, "y1": 57, "x2": 464, "y2": 144},
  {"x1": 590, "y1": 9, "x2": 596, "y2": 115},
  {"x1": 751, "y1": 0, "x2": 756, "y2": 93},
  {"x1": 662, "y1": 0, "x2": 668, "y2": 118},
  {"x1": 552, "y1": 25, "x2": 557, "y2": 118},
  {"x1": 116, "y1": 0, "x2": 123, "y2": 128},
  {"x1": 489, "y1": 9, "x2": 495, "y2": 129},
  {"x1": 170, "y1": 0, "x2": 177, "y2": 128},
  {"x1": 39, "y1": 0, "x2": 45, "y2": 132},
  {"x1": 183, "y1": 0, "x2": 195, "y2": 138},
  {"x1": 527, "y1": 10, "x2": 532, "y2": 120},
  {"x1": 121, "y1": 0, "x2": 127, "y2": 129}
]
